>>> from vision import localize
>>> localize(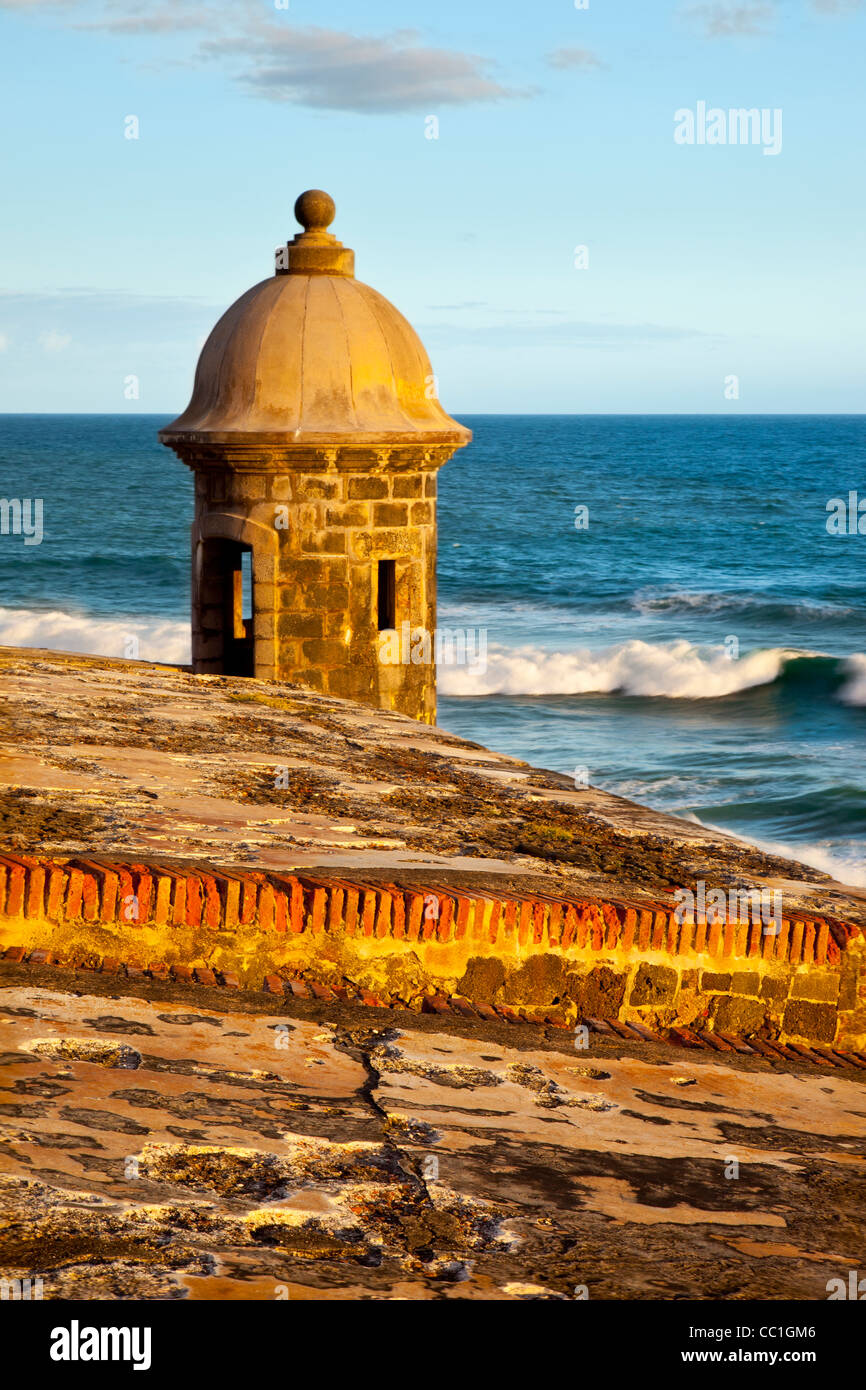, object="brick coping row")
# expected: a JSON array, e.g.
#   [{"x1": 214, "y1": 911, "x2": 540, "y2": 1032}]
[
  {"x1": 2, "y1": 944, "x2": 865, "y2": 1072},
  {"x1": 0, "y1": 852, "x2": 860, "y2": 967}
]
